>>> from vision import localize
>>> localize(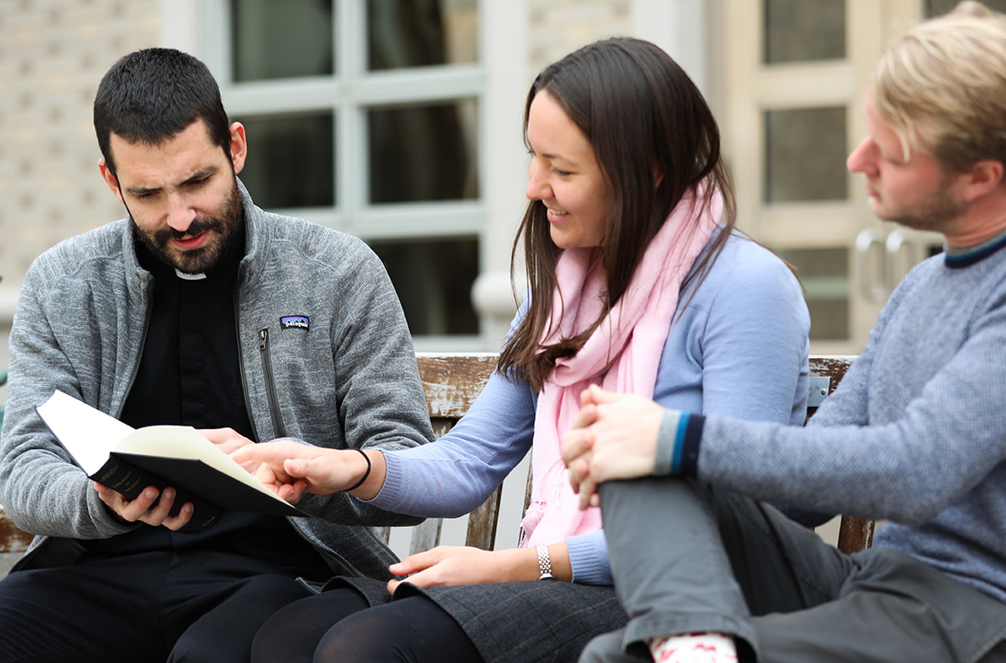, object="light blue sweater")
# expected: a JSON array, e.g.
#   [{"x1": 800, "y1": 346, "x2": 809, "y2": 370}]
[
  {"x1": 369, "y1": 232, "x2": 811, "y2": 584},
  {"x1": 682, "y1": 232, "x2": 1006, "y2": 602}
]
